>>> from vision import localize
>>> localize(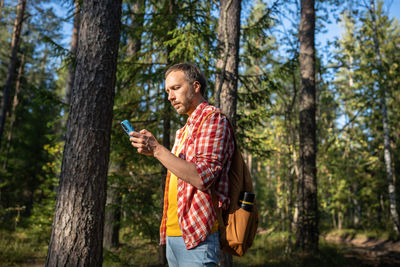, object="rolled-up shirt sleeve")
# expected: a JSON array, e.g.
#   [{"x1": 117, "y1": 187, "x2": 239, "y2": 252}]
[{"x1": 191, "y1": 112, "x2": 233, "y2": 190}]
